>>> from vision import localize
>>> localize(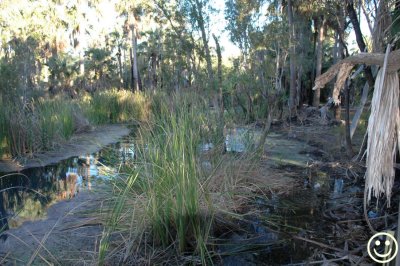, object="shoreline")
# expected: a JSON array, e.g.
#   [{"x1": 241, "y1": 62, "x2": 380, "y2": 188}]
[{"x1": 0, "y1": 124, "x2": 131, "y2": 173}]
